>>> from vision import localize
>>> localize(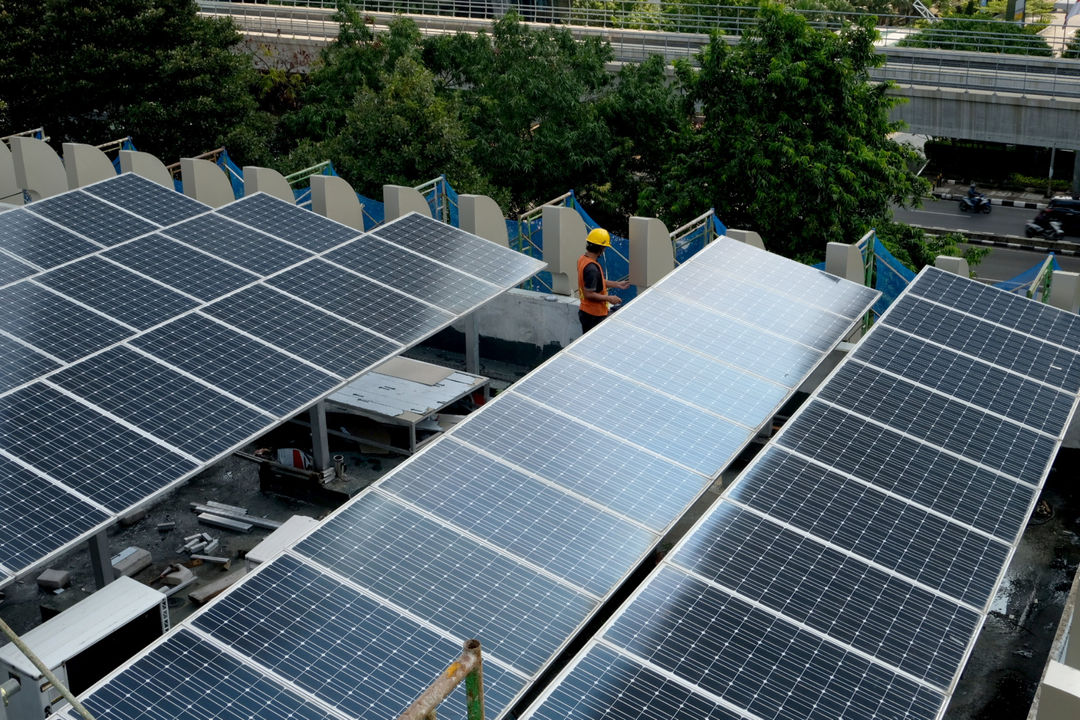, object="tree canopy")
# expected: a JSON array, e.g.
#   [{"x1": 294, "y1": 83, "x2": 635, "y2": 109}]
[
  {"x1": 656, "y1": 3, "x2": 926, "y2": 260},
  {"x1": 0, "y1": 0, "x2": 263, "y2": 162}
]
